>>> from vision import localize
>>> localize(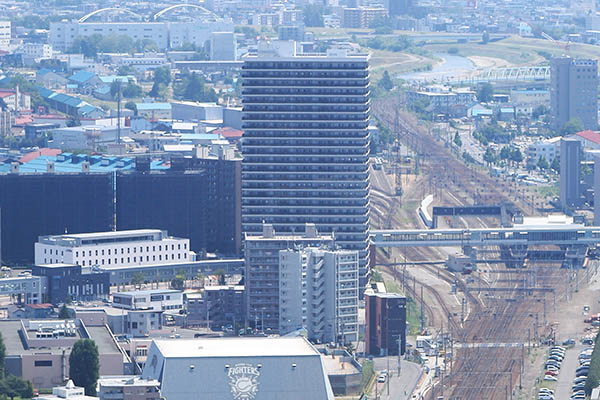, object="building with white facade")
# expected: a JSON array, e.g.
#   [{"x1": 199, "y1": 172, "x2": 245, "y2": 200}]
[
  {"x1": 526, "y1": 137, "x2": 560, "y2": 167},
  {"x1": 50, "y1": 20, "x2": 234, "y2": 52},
  {"x1": 244, "y1": 223, "x2": 334, "y2": 332},
  {"x1": 49, "y1": 125, "x2": 129, "y2": 151},
  {"x1": 35, "y1": 230, "x2": 190, "y2": 269},
  {"x1": 279, "y1": 247, "x2": 358, "y2": 343},
  {"x1": 18, "y1": 43, "x2": 53, "y2": 60},
  {"x1": 0, "y1": 21, "x2": 10, "y2": 51},
  {"x1": 210, "y1": 32, "x2": 237, "y2": 61},
  {"x1": 112, "y1": 289, "x2": 183, "y2": 311}
]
